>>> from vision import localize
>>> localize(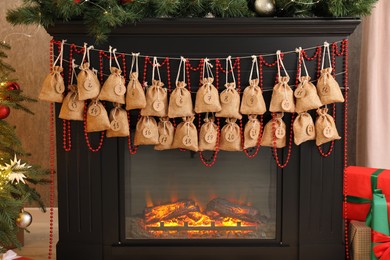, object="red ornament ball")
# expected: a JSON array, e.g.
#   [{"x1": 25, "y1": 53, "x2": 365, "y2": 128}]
[
  {"x1": 6, "y1": 81, "x2": 20, "y2": 91},
  {"x1": 0, "y1": 105, "x2": 10, "y2": 119}
]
